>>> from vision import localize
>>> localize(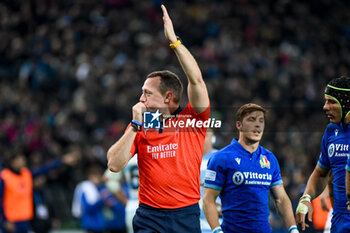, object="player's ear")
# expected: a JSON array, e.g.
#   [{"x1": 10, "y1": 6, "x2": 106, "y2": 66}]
[
  {"x1": 164, "y1": 91, "x2": 172, "y2": 103},
  {"x1": 236, "y1": 121, "x2": 242, "y2": 131}
]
